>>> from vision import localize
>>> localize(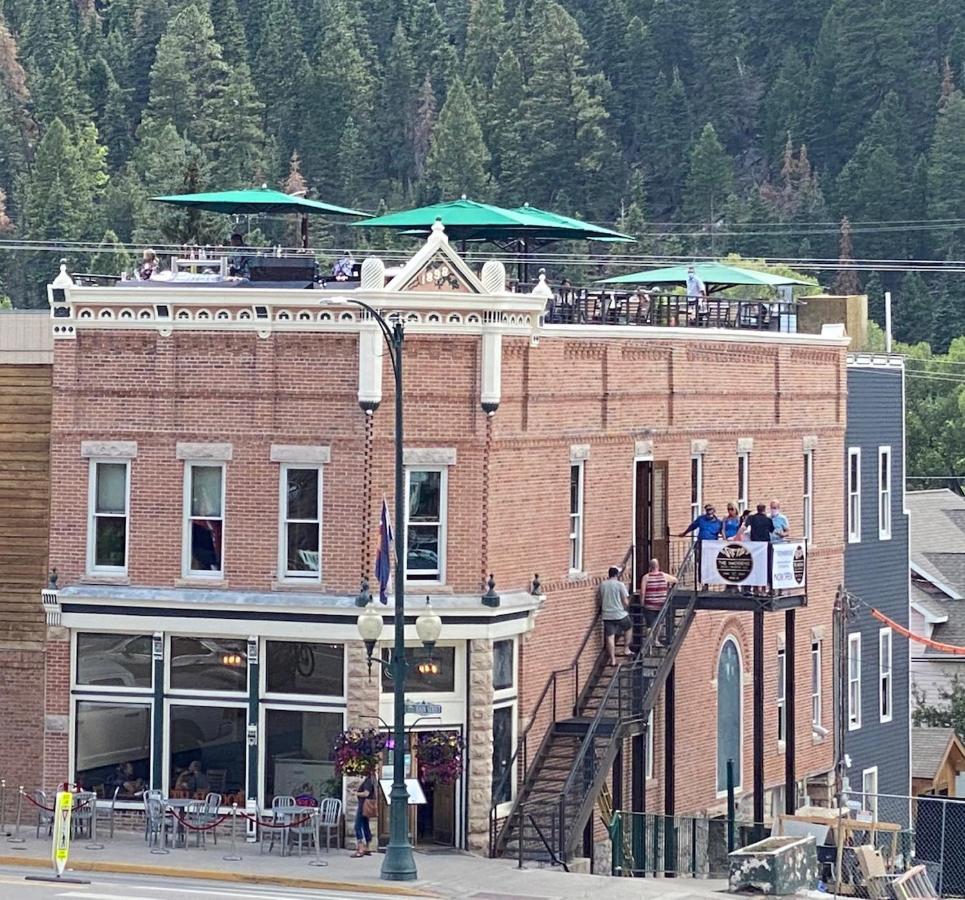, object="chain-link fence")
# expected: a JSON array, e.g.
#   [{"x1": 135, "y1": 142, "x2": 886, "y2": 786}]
[{"x1": 840, "y1": 791, "x2": 965, "y2": 897}]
